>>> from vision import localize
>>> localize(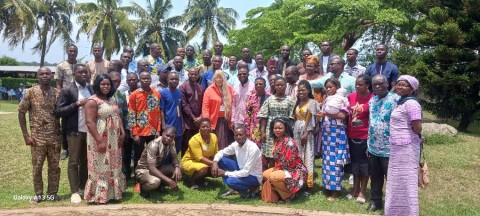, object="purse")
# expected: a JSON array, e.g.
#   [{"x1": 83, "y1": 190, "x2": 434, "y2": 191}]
[
  {"x1": 261, "y1": 180, "x2": 280, "y2": 203},
  {"x1": 418, "y1": 138, "x2": 430, "y2": 188}
]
